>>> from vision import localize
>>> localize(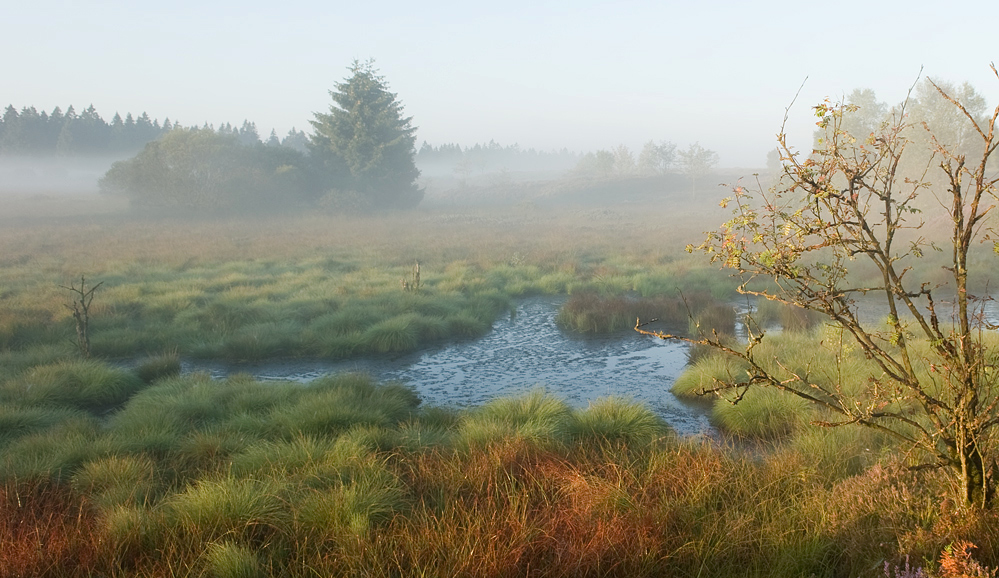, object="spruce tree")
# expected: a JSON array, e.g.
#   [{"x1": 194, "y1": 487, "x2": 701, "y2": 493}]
[{"x1": 309, "y1": 60, "x2": 422, "y2": 210}]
